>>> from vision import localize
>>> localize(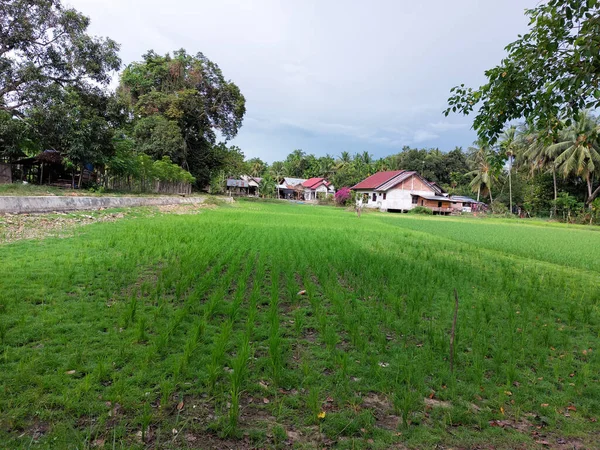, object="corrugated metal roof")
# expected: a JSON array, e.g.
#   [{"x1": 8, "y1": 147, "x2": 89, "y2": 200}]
[
  {"x1": 376, "y1": 171, "x2": 416, "y2": 191},
  {"x1": 351, "y1": 171, "x2": 404, "y2": 190},
  {"x1": 283, "y1": 177, "x2": 306, "y2": 187},
  {"x1": 226, "y1": 179, "x2": 249, "y2": 188},
  {"x1": 413, "y1": 194, "x2": 451, "y2": 202},
  {"x1": 449, "y1": 196, "x2": 478, "y2": 203}
]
